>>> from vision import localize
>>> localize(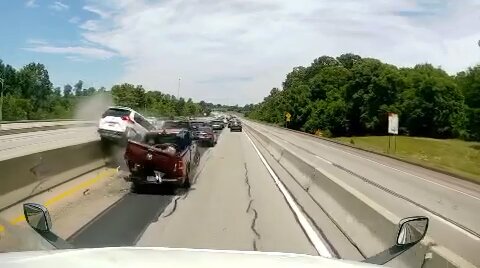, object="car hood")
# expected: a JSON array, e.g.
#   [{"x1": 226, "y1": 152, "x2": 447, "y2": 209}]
[{"x1": 0, "y1": 247, "x2": 381, "y2": 268}]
